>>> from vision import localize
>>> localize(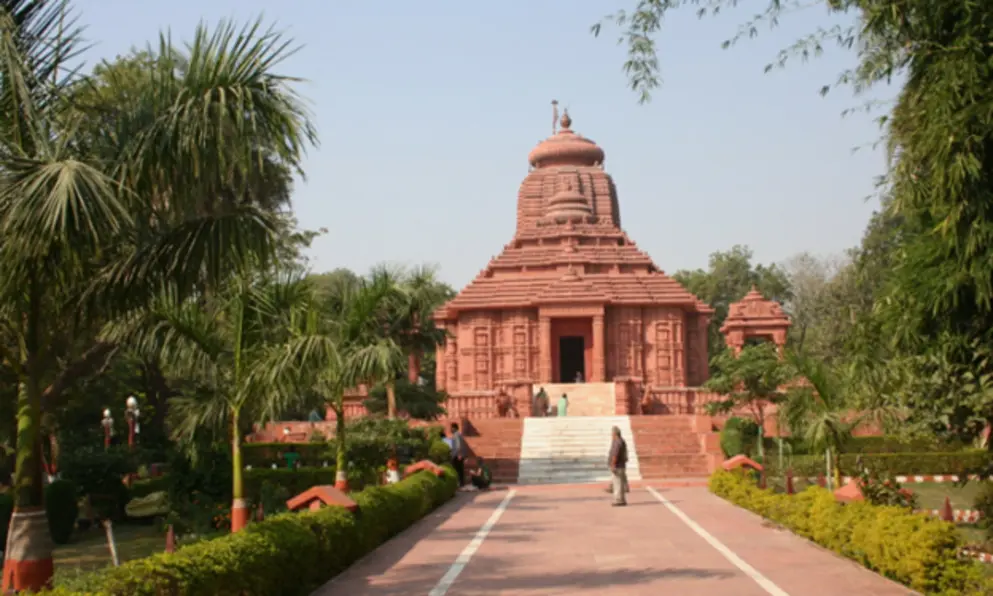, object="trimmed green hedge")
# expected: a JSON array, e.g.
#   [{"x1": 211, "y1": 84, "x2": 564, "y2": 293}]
[
  {"x1": 47, "y1": 467, "x2": 458, "y2": 595},
  {"x1": 763, "y1": 451, "x2": 989, "y2": 478},
  {"x1": 710, "y1": 470, "x2": 989, "y2": 595},
  {"x1": 761, "y1": 436, "x2": 972, "y2": 456}
]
